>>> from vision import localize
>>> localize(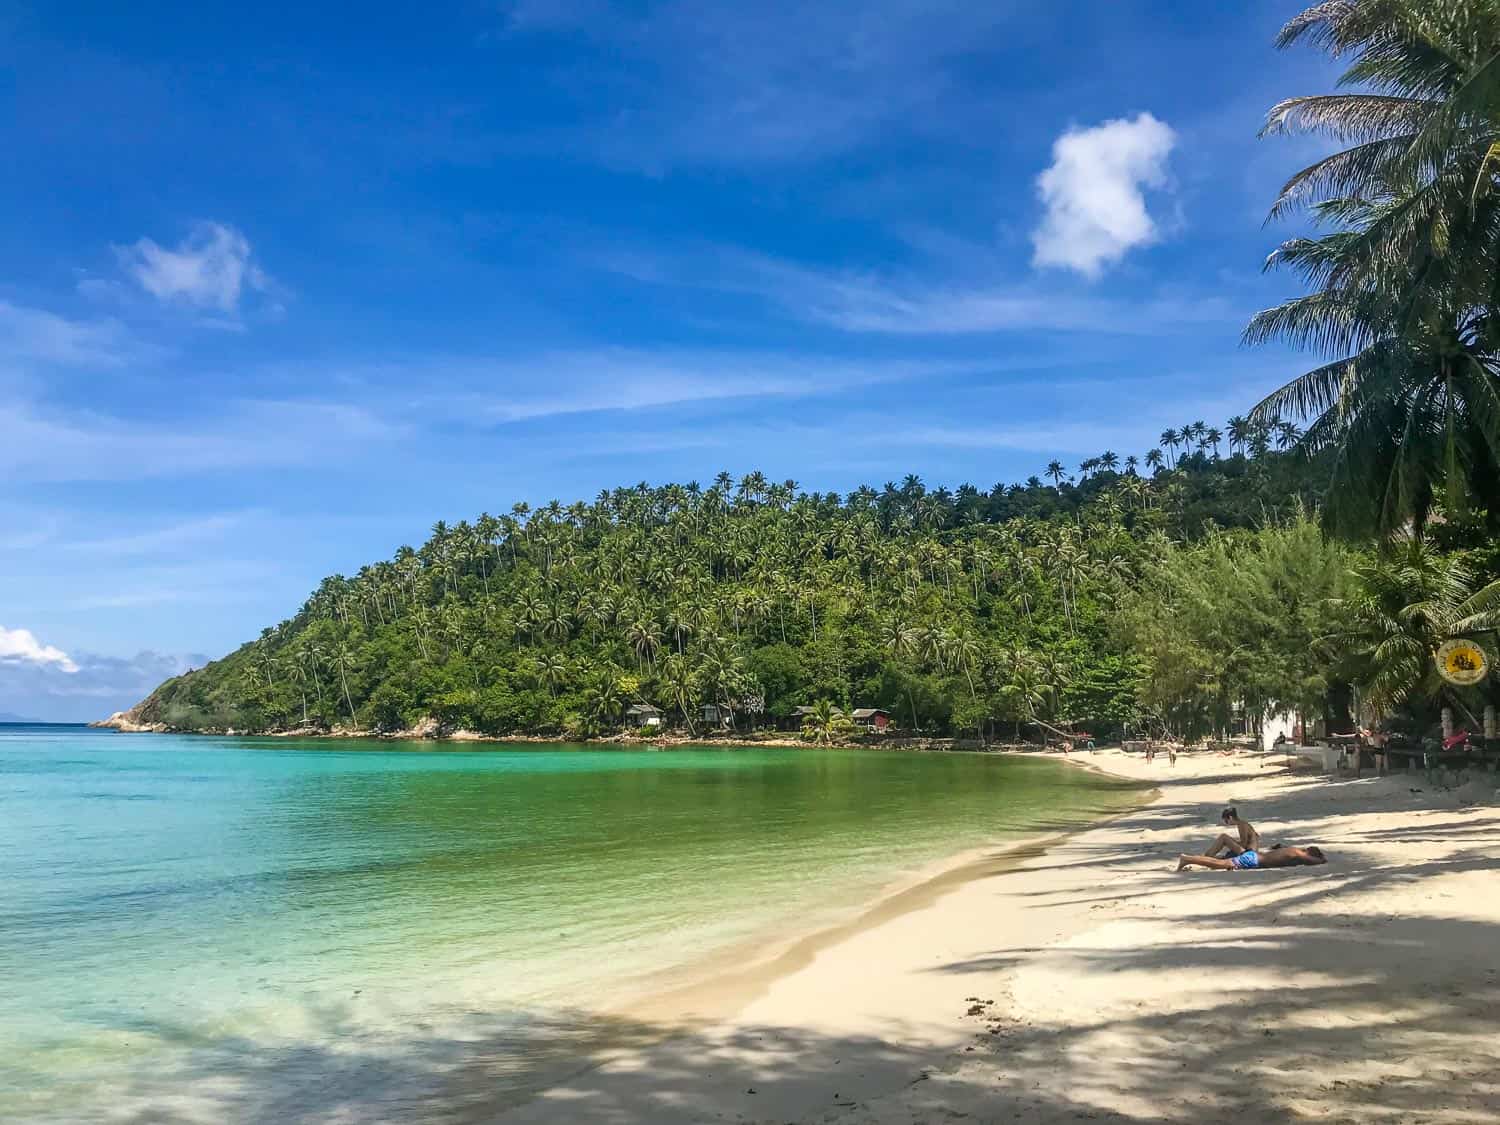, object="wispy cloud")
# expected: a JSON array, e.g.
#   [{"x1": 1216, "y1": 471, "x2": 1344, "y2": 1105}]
[
  {"x1": 263, "y1": 347, "x2": 980, "y2": 429},
  {"x1": 0, "y1": 300, "x2": 132, "y2": 367},
  {"x1": 1032, "y1": 113, "x2": 1177, "y2": 278},
  {"x1": 60, "y1": 512, "x2": 253, "y2": 557},
  {"x1": 600, "y1": 246, "x2": 1241, "y2": 336},
  {"x1": 0, "y1": 398, "x2": 401, "y2": 482},
  {"x1": 116, "y1": 221, "x2": 272, "y2": 315},
  {"x1": 426, "y1": 349, "x2": 972, "y2": 422},
  {"x1": 0, "y1": 625, "x2": 78, "y2": 673}
]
